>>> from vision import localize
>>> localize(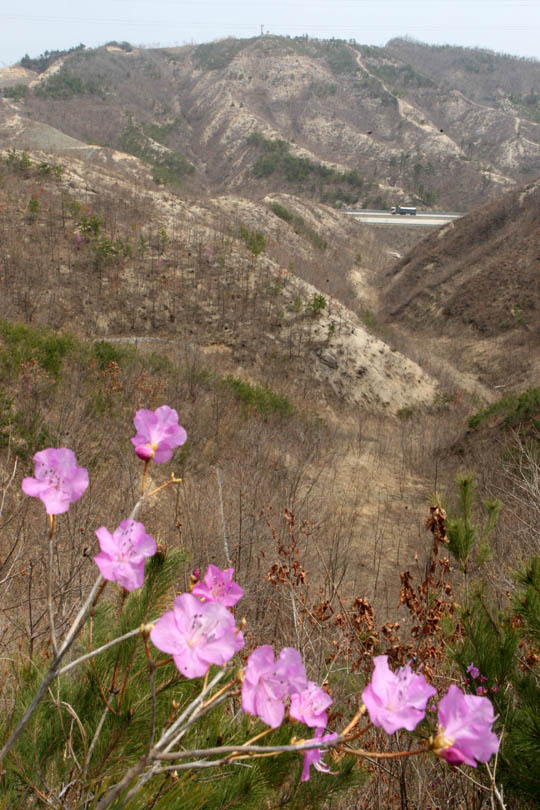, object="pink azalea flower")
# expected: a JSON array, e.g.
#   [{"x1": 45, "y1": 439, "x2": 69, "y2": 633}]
[
  {"x1": 466, "y1": 663, "x2": 480, "y2": 679},
  {"x1": 191, "y1": 564, "x2": 244, "y2": 607},
  {"x1": 241, "y1": 645, "x2": 308, "y2": 728},
  {"x1": 433, "y1": 684, "x2": 499, "y2": 767},
  {"x1": 93, "y1": 519, "x2": 156, "y2": 591},
  {"x1": 131, "y1": 405, "x2": 187, "y2": 463},
  {"x1": 362, "y1": 655, "x2": 436, "y2": 734},
  {"x1": 150, "y1": 593, "x2": 244, "y2": 678},
  {"x1": 290, "y1": 681, "x2": 333, "y2": 728},
  {"x1": 22, "y1": 447, "x2": 89, "y2": 515},
  {"x1": 301, "y1": 729, "x2": 338, "y2": 782}
]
